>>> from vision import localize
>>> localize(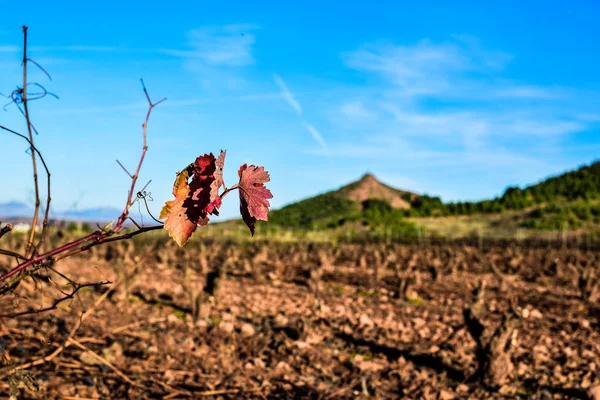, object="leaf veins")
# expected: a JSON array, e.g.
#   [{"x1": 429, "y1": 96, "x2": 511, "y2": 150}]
[
  {"x1": 238, "y1": 164, "x2": 273, "y2": 236},
  {"x1": 160, "y1": 153, "x2": 223, "y2": 246}
]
